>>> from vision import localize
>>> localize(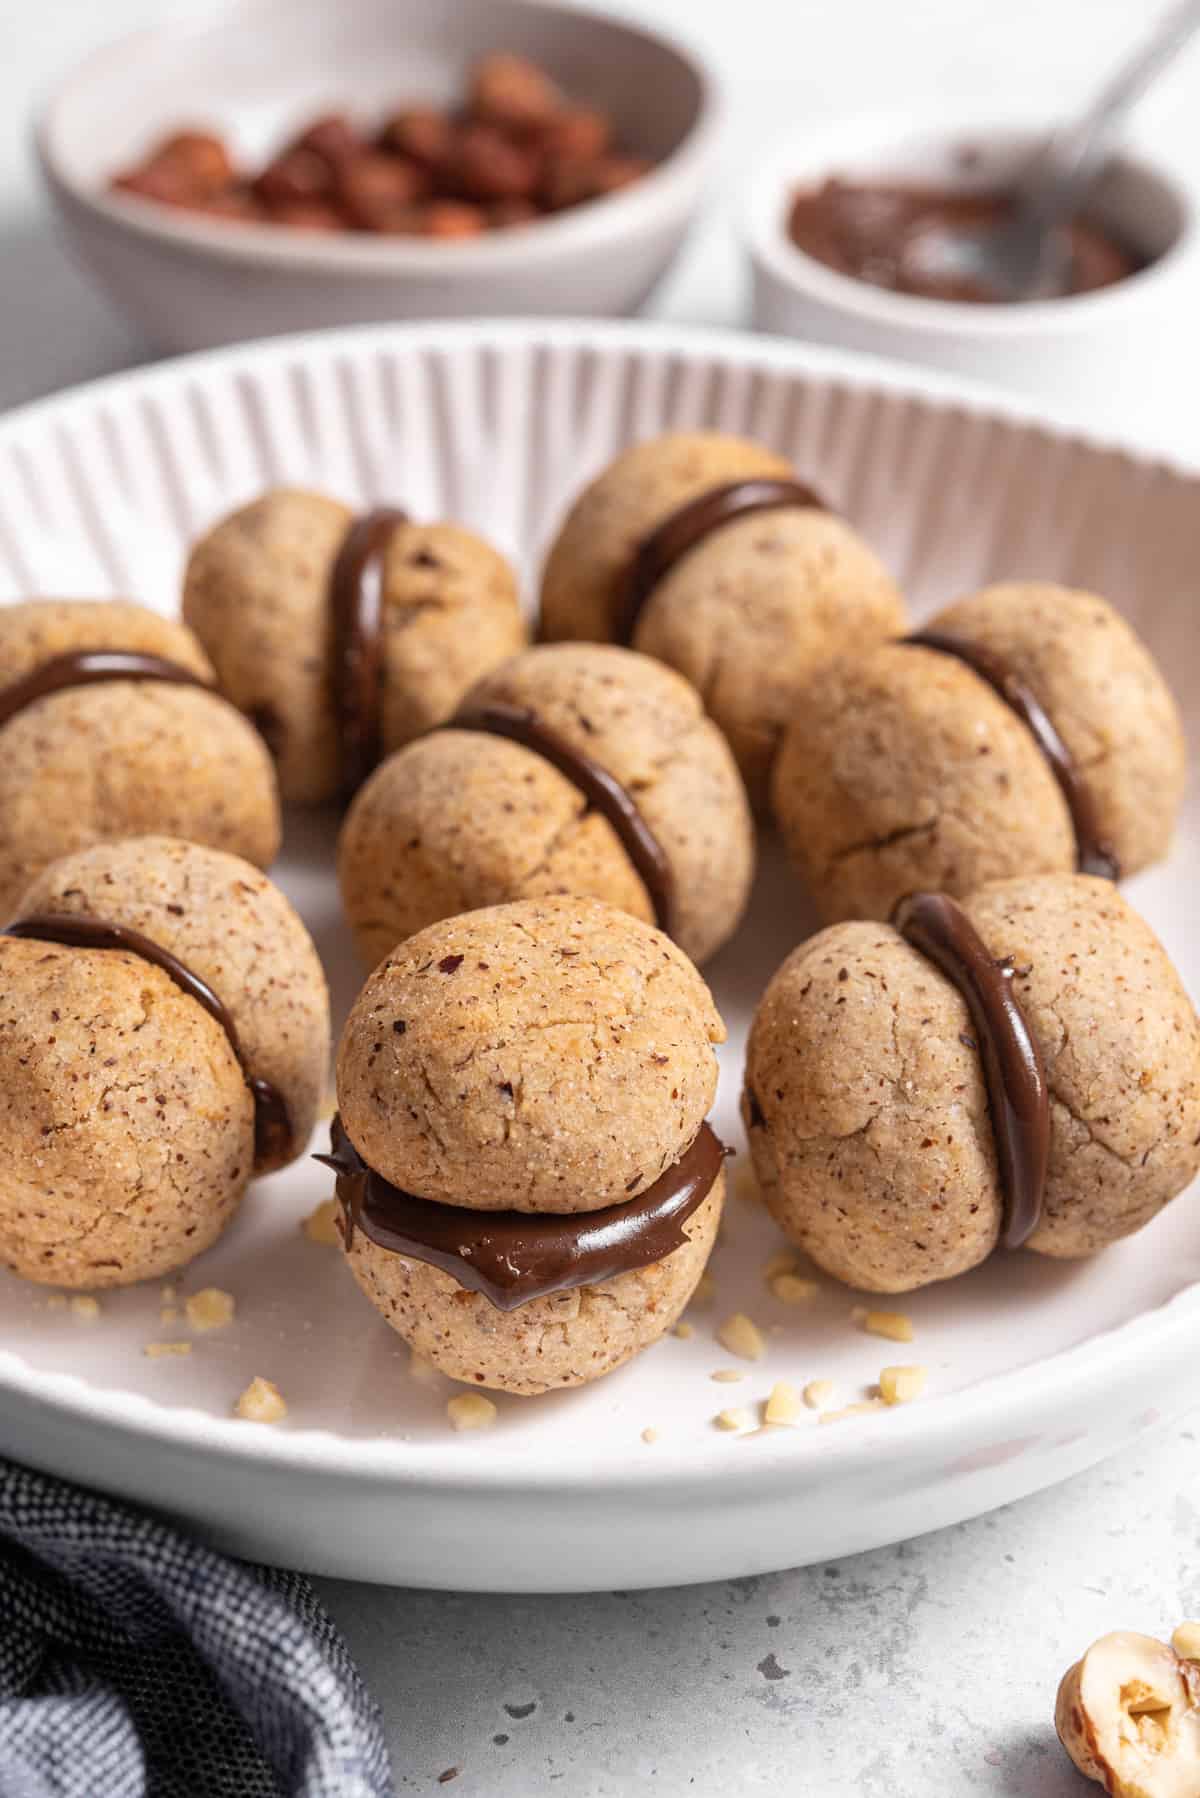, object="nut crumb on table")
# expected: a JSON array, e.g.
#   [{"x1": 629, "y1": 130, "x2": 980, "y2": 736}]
[
  {"x1": 144, "y1": 1341, "x2": 191, "y2": 1359},
  {"x1": 803, "y1": 1379, "x2": 835, "y2": 1410},
  {"x1": 70, "y1": 1296, "x2": 100, "y2": 1323}
]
